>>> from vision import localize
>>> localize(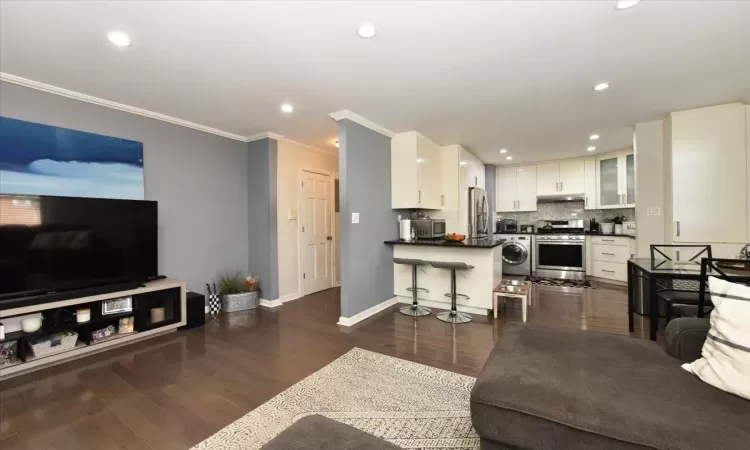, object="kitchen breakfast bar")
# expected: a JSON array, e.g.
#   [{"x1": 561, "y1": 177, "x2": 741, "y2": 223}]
[{"x1": 384, "y1": 237, "x2": 505, "y2": 316}]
